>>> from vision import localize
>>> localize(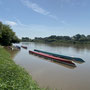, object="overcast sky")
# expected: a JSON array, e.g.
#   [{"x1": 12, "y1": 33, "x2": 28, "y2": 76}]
[{"x1": 0, "y1": 0, "x2": 90, "y2": 38}]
